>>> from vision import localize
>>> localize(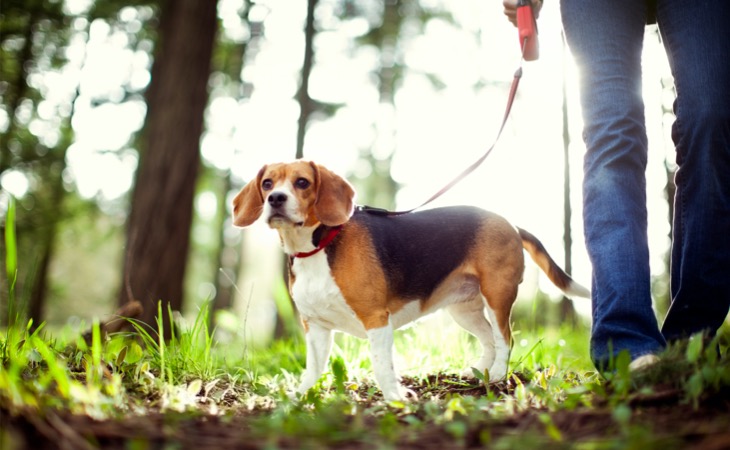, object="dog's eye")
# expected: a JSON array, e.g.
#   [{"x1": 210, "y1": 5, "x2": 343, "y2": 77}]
[
  {"x1": 262, "y1": 179, "x2": 274, "y2": 191},
  {"x1": 295, "y1": 178, "x2": 310, "y2": 189}
]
